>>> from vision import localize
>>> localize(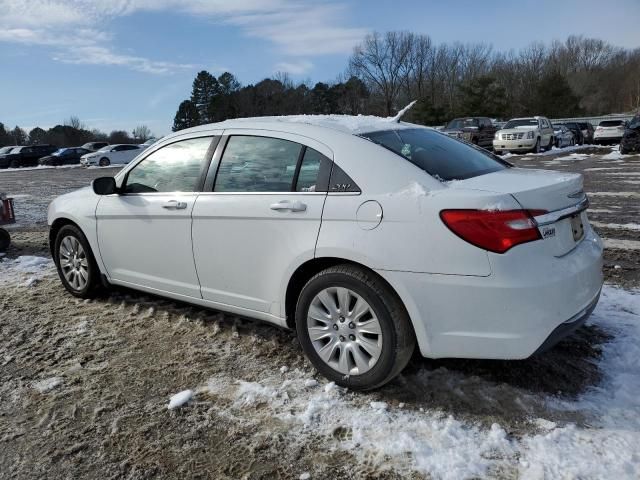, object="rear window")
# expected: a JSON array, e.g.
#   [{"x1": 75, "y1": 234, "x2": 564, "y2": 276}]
[
  {"x1": 599, "y1": 120, "x2": 624, "y2": 127},
  {"x1": 504, "y1": 119, "x2": 537, "y2": 128},
  {"x1": 361, "y1": 128, "x2": 509, "y2": 181}
]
